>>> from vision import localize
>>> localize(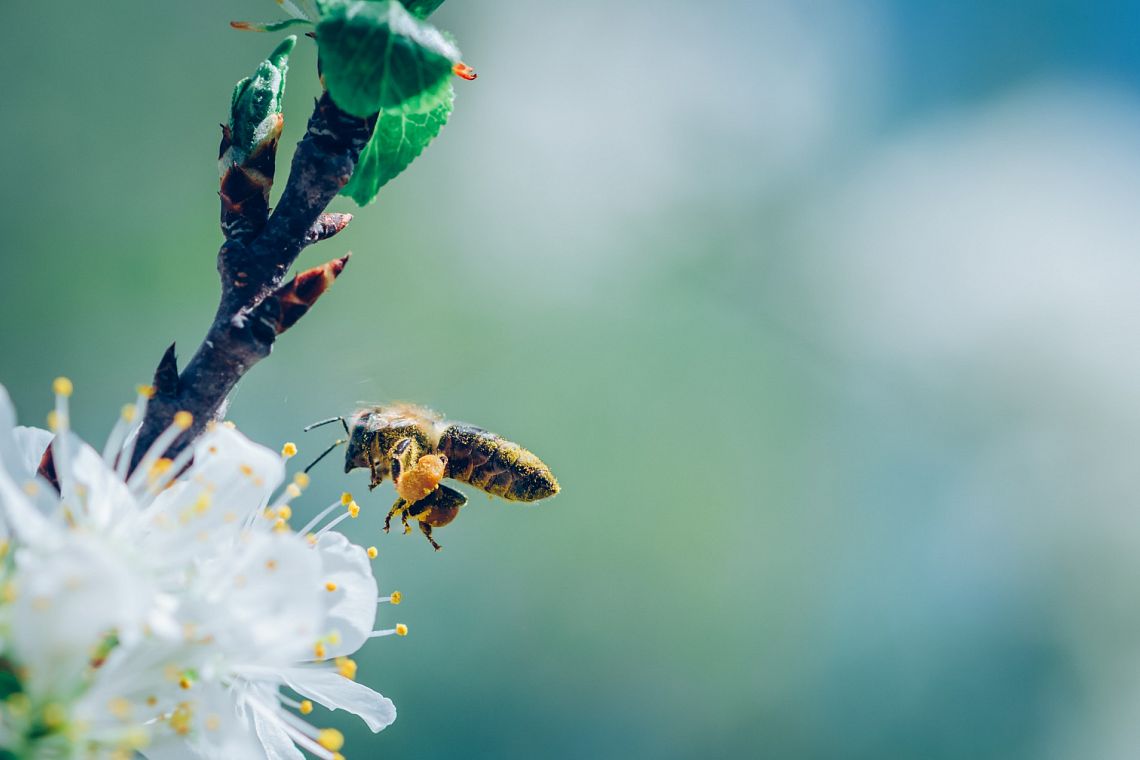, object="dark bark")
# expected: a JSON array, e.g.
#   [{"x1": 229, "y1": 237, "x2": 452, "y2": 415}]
[{"x1": 129, "y1": 94, "x2": 375, "y2": 471}]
